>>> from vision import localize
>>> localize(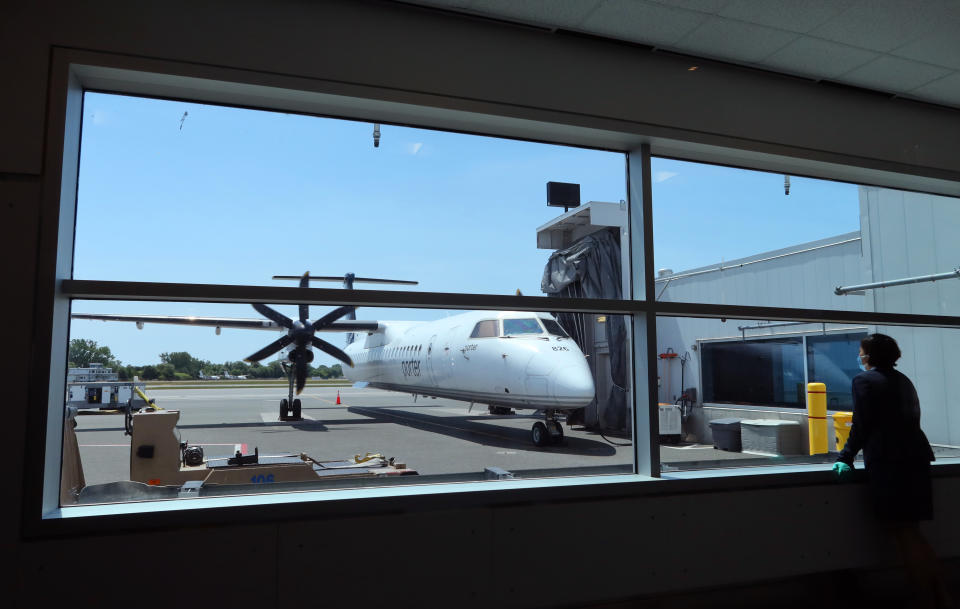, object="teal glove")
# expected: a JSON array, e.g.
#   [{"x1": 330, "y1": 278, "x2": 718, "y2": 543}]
[{"x1": 832, "y1": 461, "x2": 854, "y2": 482}]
